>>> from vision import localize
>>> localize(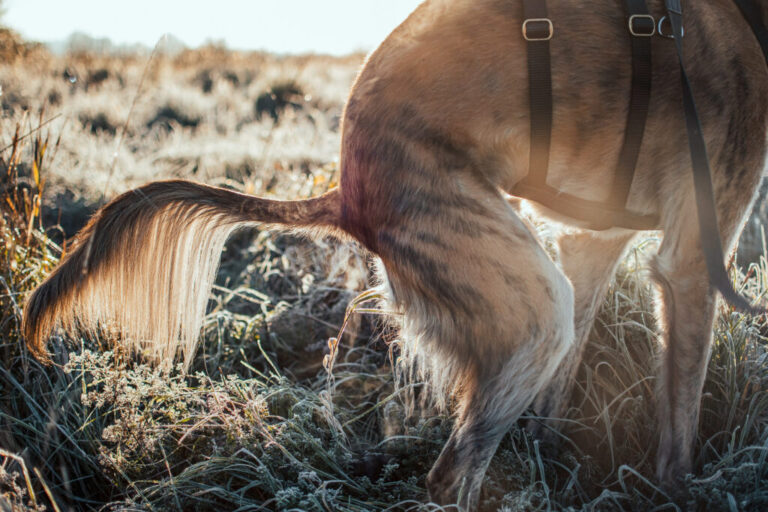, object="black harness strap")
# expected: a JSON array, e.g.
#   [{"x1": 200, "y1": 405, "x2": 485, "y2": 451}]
[
  {"x1": 517, "y1": 0, "x2": 658, "y2": 231},
  {"x1": 610, "y1": 0, "x2": 655, "y2": 210},
  {"x1": 665, "y1": 0, "x2": 761, "y2": 314},
  {"x1": 511, "y1": 181, "x2": 661, "y2": 230},
  {"x1": 522, "y1": 0, "x2": 553, "y2": 189}
]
